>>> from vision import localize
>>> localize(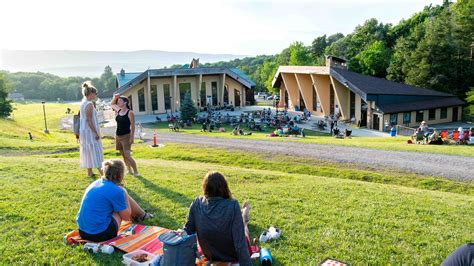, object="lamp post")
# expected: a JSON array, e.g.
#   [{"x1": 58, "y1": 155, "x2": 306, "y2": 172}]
[{"x1": 41, "y1": 101, "x2": 49, "y2": 134}]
